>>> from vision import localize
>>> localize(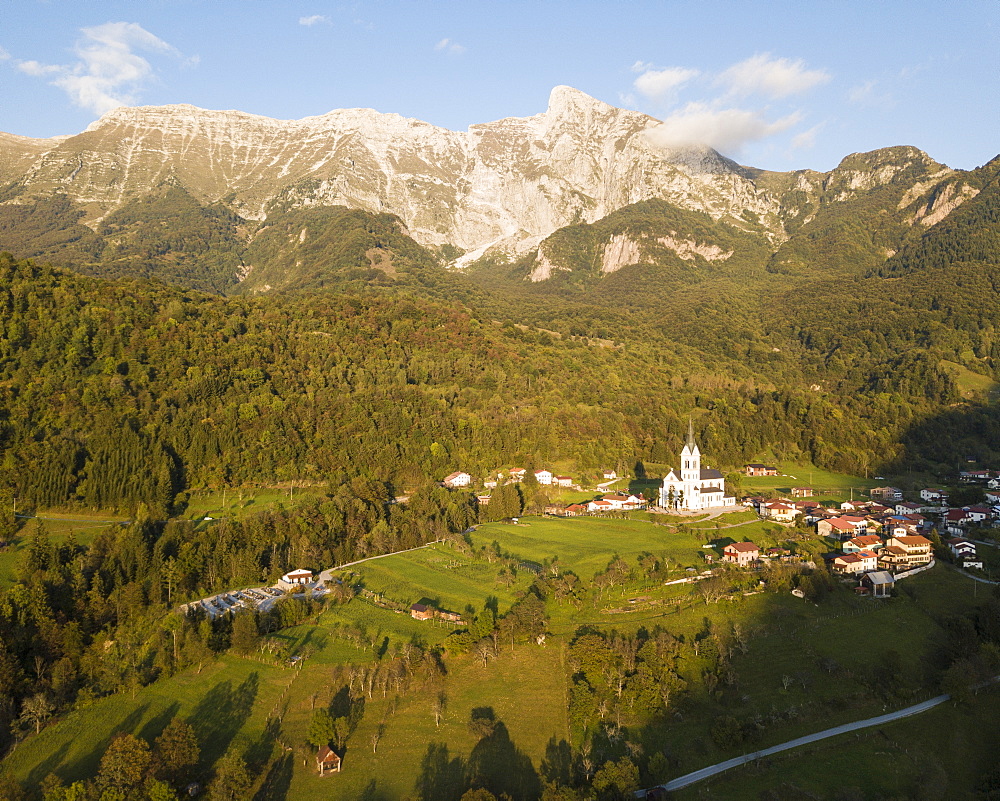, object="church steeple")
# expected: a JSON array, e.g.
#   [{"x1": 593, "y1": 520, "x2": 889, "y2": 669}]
[{"x1": 686, "y1": 418, "x2": 695, "y2": 449}]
